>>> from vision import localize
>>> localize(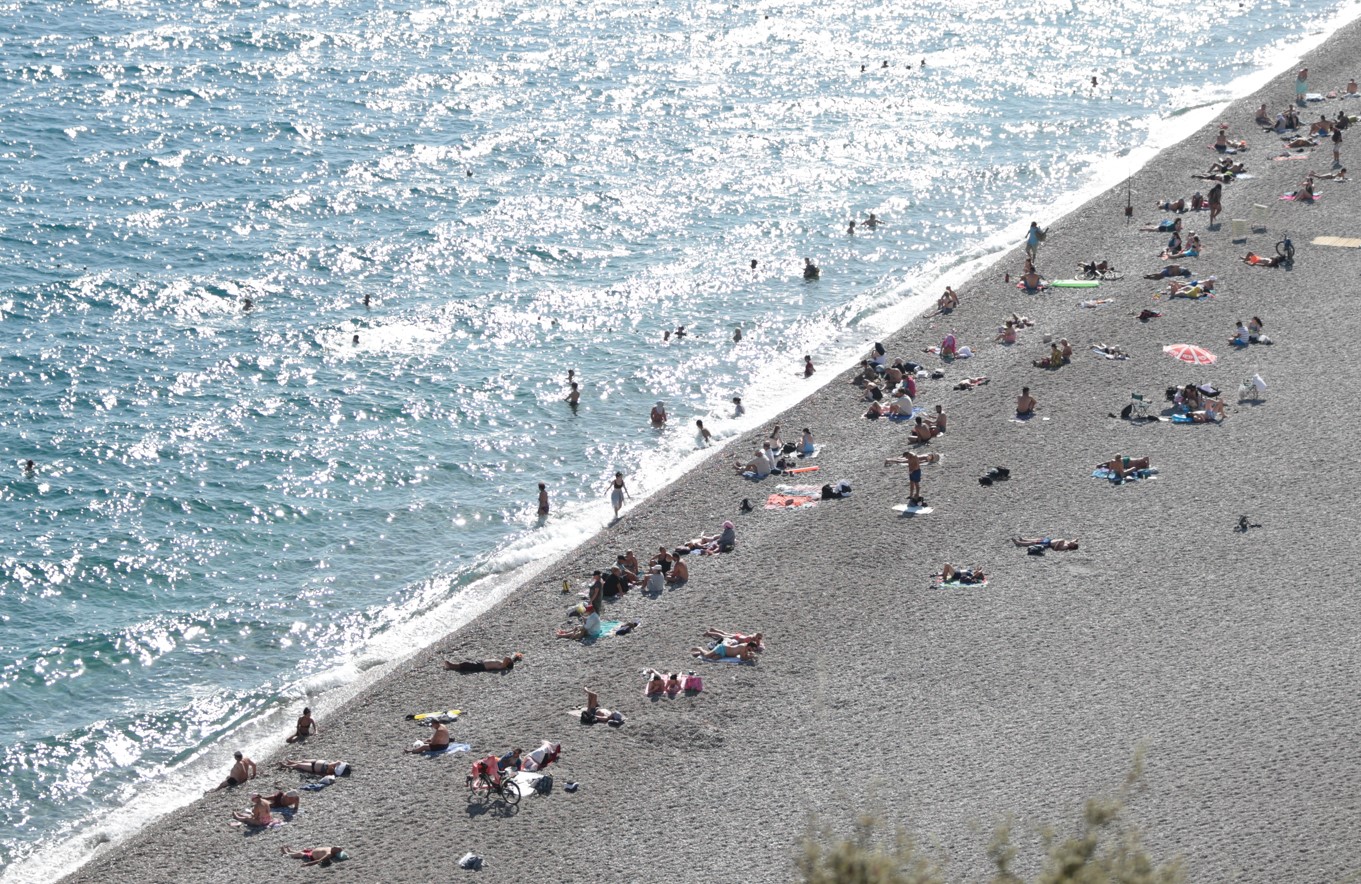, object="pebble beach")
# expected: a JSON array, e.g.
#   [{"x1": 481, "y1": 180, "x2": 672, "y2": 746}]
[{"x1": 56, "y1": 20, "x2": 1361, "y2": 884}]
